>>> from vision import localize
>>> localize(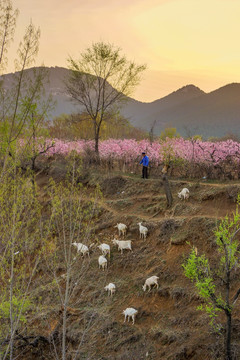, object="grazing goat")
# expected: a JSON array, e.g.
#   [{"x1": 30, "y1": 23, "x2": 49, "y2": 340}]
[
  {"x1": 137, "y1": 222, "x2": 148, "y2": 239},
  {"x1": 142, "y1": 276, "x2": 159, "y2": 292},
  {"x1": 104, "y1": 283, "x2": 116, "y2": 296},
  {"x1": 114, "y1": 223, "x2": 127, "y2": 237},
  {"x1": 111, "y1": 238, "x2": 132, "y2": 254},
  {"x1": 98, "y1": 243, "x2": 110, "y2": 257},
  {"x1": 123, "y1": 308, "x2": 138, "y2": 325},
  {"x1": 178, "y1": 188, "x2": 189, "y2": 200},
  {"x1": 72, "y1": 242, "x2": 89, "y2": 257},
  {"x1": 98, "y1": 255, "x2": 107, "y2": 270}
]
